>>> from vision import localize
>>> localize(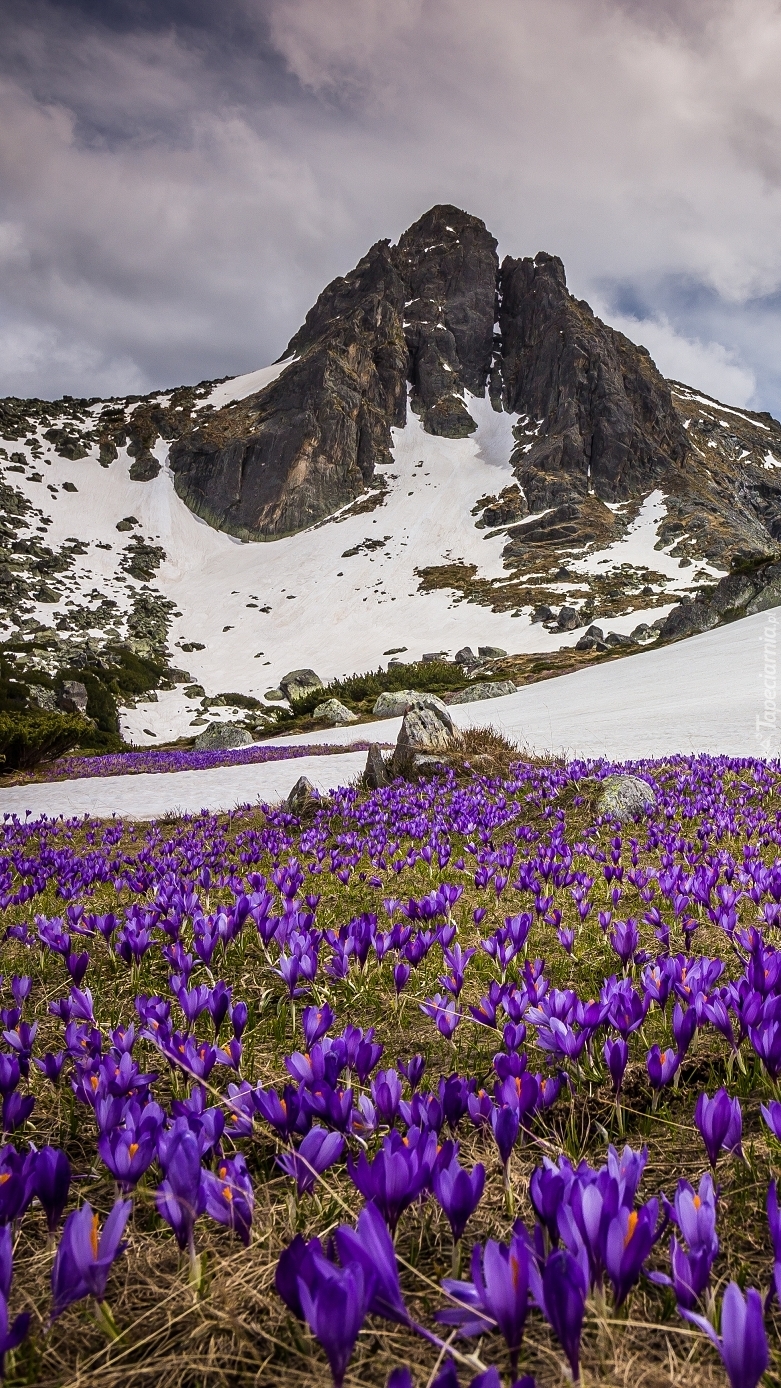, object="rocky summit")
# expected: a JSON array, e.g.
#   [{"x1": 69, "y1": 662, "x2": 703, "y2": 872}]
[{"x1": 166, "y1": 204, "x2": 781, "y2": 569}]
